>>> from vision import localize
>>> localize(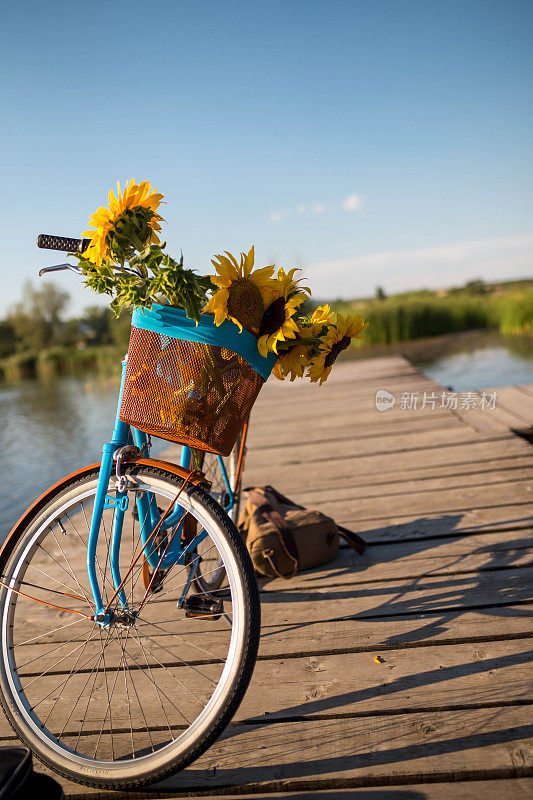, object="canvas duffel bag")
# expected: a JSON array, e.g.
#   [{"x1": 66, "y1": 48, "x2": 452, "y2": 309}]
[{"x1": 237, "y1": 485, "x2": 366, "y2": 579}]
